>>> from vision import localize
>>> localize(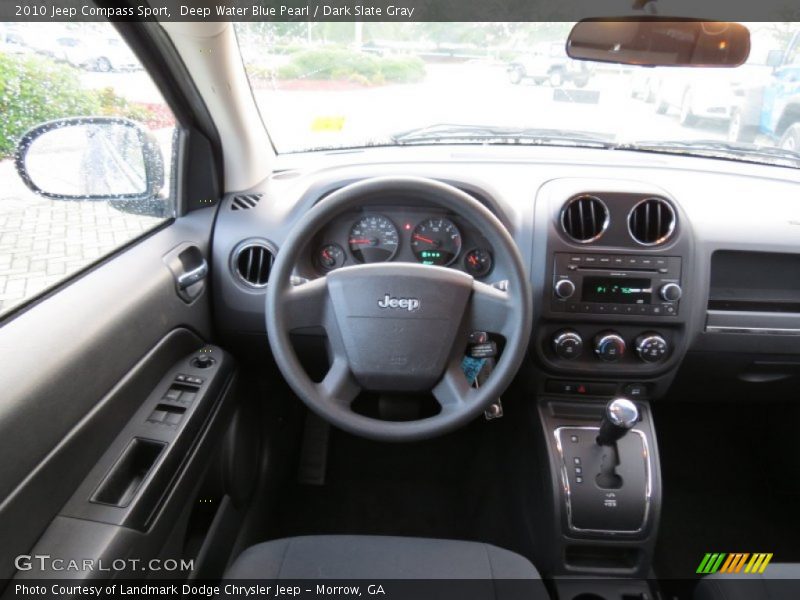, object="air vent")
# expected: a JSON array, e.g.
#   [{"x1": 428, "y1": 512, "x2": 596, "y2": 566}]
[
  {"x1": 230, "y1": 193, "x2": 262, "y2": 211},
  {"x1": 628, "y1": 198, "x2": 676, "y2": 246},
  {"x1": 233, "y1": 241, "x2": 275, "y2": 287},
  {"x1": 560, "y1": 195, "x2": 609, "y2": 243}
]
